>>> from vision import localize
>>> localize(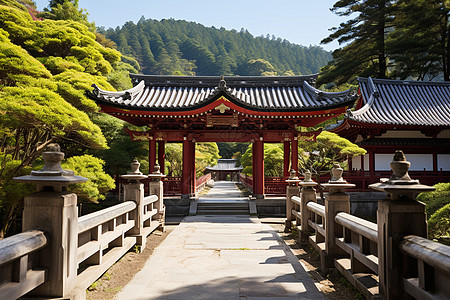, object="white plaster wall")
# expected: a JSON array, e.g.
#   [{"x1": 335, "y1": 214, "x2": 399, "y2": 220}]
[
  {"x1": 375, "y1": 154, "x2": 433, "y2": 171},
  {"x1": 437, "y1": 154, "x2": 450, "y2": 171},
  {"x1": 352, "y1": 156, "x2": 361, "y2": 170},
  {"x1": 379, "y1": 130, "x2": 430, "y2": 138},
  {"x1": 351, "y1": 155, "x2": 369, "y2": 171}
]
